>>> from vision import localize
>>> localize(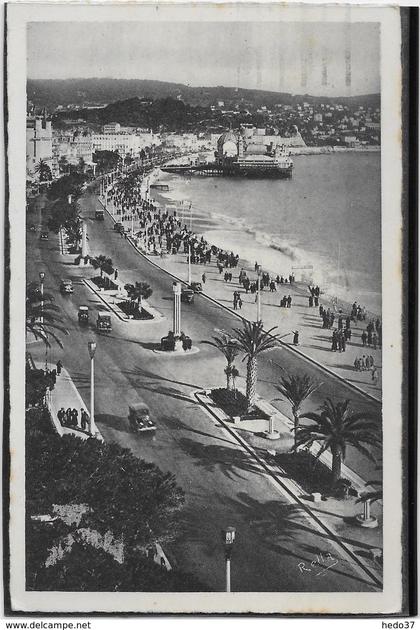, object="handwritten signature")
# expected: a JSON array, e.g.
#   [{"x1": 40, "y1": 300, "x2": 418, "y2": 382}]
[{"x1": 298, "y1": 552, "x2": 339, "y2": 577}]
